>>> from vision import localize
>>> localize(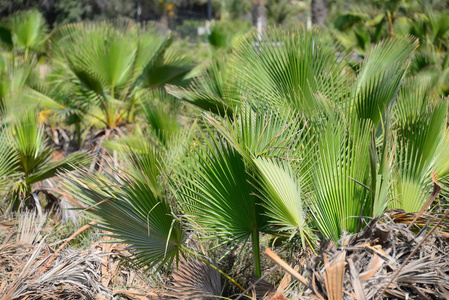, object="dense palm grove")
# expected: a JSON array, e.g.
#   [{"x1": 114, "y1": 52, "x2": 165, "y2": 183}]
[{"x1": 1, "y1": 1, "x2": 449, "y2": 299}]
